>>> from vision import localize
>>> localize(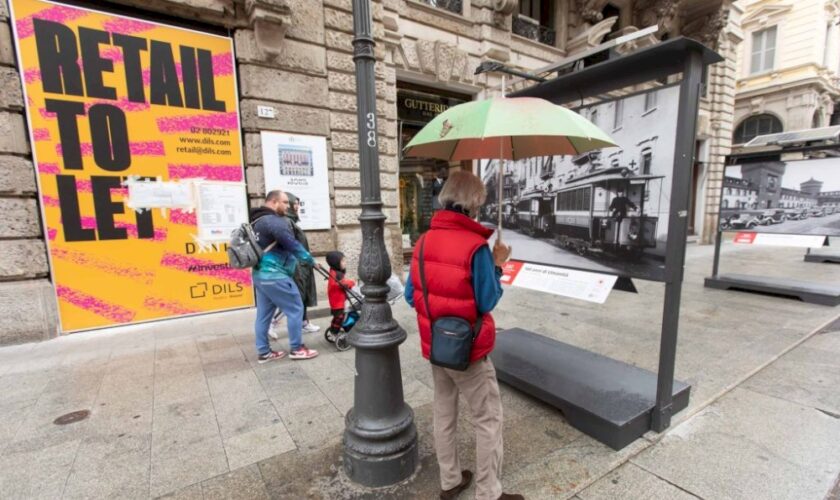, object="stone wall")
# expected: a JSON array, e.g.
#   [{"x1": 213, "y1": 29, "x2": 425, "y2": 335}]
[{"x1": 0, "y1": 2, "x2": 58, "y2": 344}]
